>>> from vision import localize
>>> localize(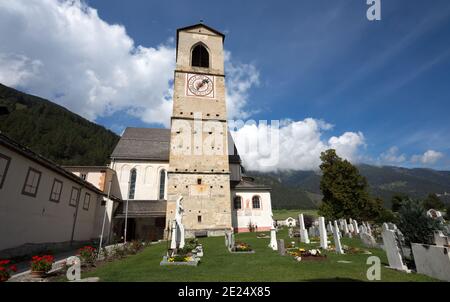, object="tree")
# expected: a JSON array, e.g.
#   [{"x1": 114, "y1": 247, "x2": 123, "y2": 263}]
[
  {"x1": 396, "y1": 199, "x2": 443, "y2": 247},
  {"x1": 391, "y1": 194, "x2": 409, "y2": 212},
  {"x1": 317, "y1": 149, "x2": 383, "y2": 221},
  {"x1": 422, "y1": 193, "x2": 445, "y2": 210}
]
